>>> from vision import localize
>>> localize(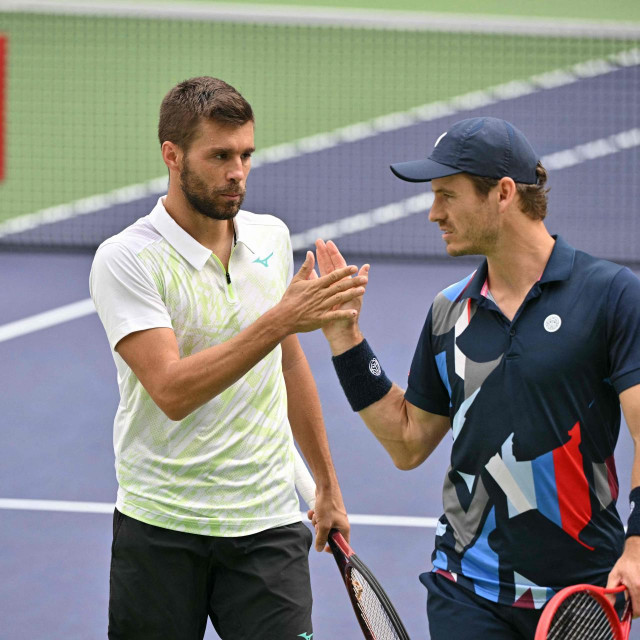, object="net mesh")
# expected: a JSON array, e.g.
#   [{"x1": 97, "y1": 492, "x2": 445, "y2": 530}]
[
  {"x1": 546, "y1": 591, "x2": 618, "y2": 640},
  {"x1": 350, "y1": 566, "x2": 404, "y2": 640},
  {"x1": 1, "y1": 8, "x2": 639, "y2": 263}
]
